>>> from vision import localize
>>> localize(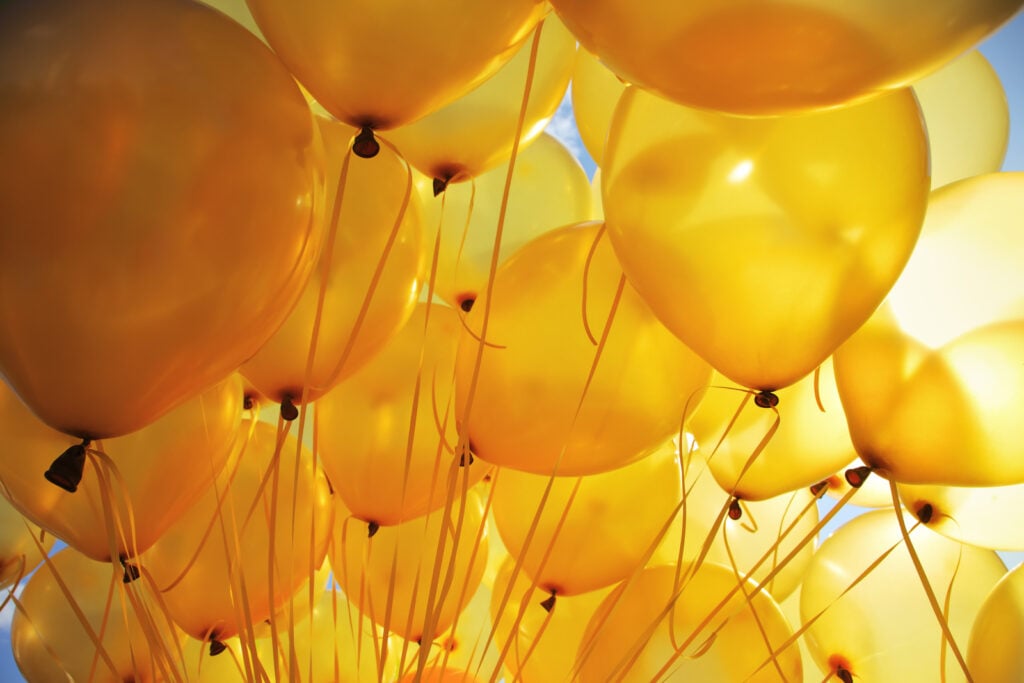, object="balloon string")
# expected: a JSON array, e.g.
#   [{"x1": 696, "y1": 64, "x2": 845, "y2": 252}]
[
  {"x1": 888, "y1": 480, "x2": 973, "y2": 683},
  {"x1": 9, "y1": 592, "x2": 76, "y2": 681},
  {"x1": 451, "y1": 178, "x2": 477, "y2": 299},
  {"x1": 939, "y1": 531, "x2": 965, "y2": 683},
  {"x1": 238, "y1": 415, "x2": 290, "y2": 541},
  {"x1": 265, "y1": 420, "x2": 286, "y2": 682},
  {"x1": 580, "y1": 222, "x2": 608, "y2": 345},
  {"x1": 813, "y1": 364, "x2": 826, "y2": 412},
  {"x1": 509, "y1": 598, "x2": 556, "y2": 683}
]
